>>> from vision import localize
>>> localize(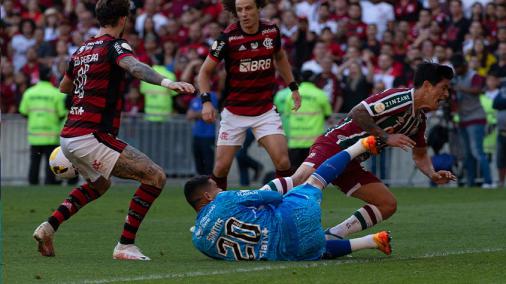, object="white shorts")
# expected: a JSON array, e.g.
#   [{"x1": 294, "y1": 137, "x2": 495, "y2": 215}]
[
  {"x1": 217, "y1": 107, "x2": 285, "y2": 146},
  {"x1": 60, "y1": 132, "x2": 127, "y2": 182}
]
